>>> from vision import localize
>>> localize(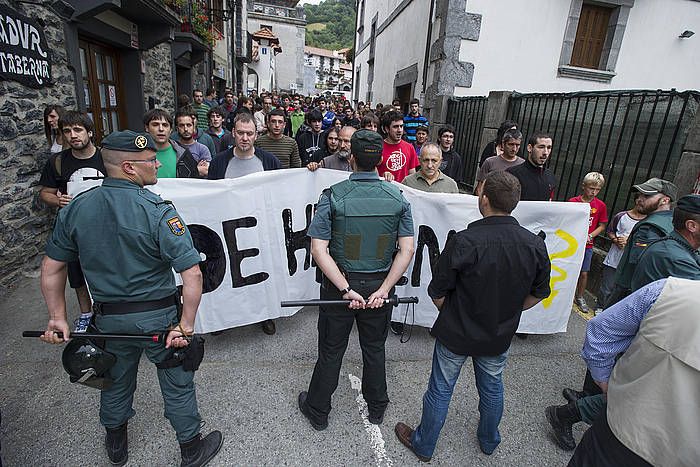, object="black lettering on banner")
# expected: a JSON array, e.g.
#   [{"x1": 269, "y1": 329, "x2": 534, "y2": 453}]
[
  {"x1": 410, "y1": 226, "x2": 457, "y2": 287},
  {"x1": 222, "y1": 217, "x2": 269, "y2": 288},
  {"x1": 188, "y1": 224, "x2": 227, "y2": 293},
  {"x1": 282, "y1": 204, "x2": 312, "y2": 275}
]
